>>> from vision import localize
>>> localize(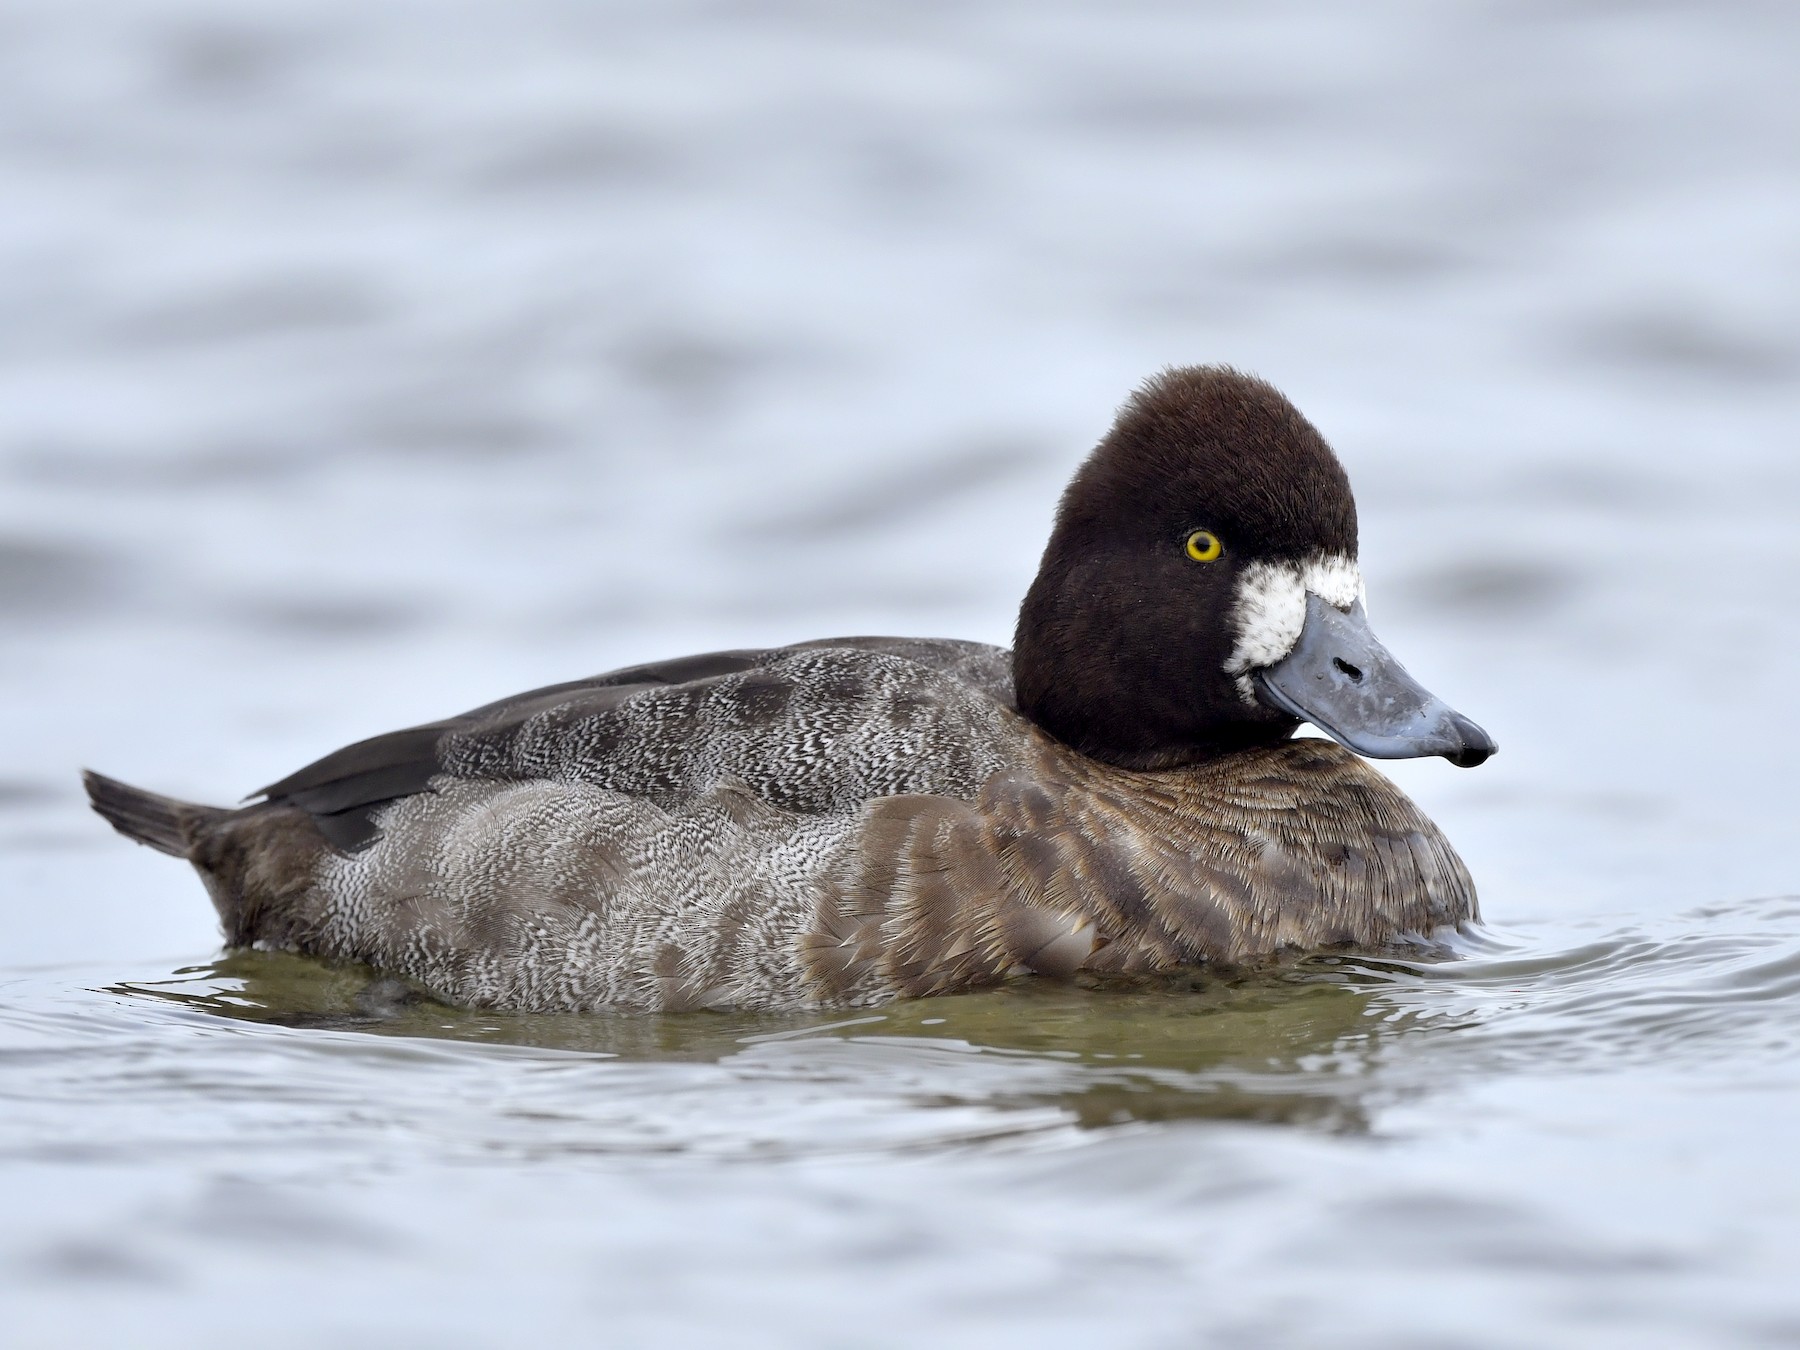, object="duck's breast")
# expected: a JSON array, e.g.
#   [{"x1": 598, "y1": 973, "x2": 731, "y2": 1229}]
[{"x1": 808, "y1": 737, "x2": 1478, "y2": 1000}]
